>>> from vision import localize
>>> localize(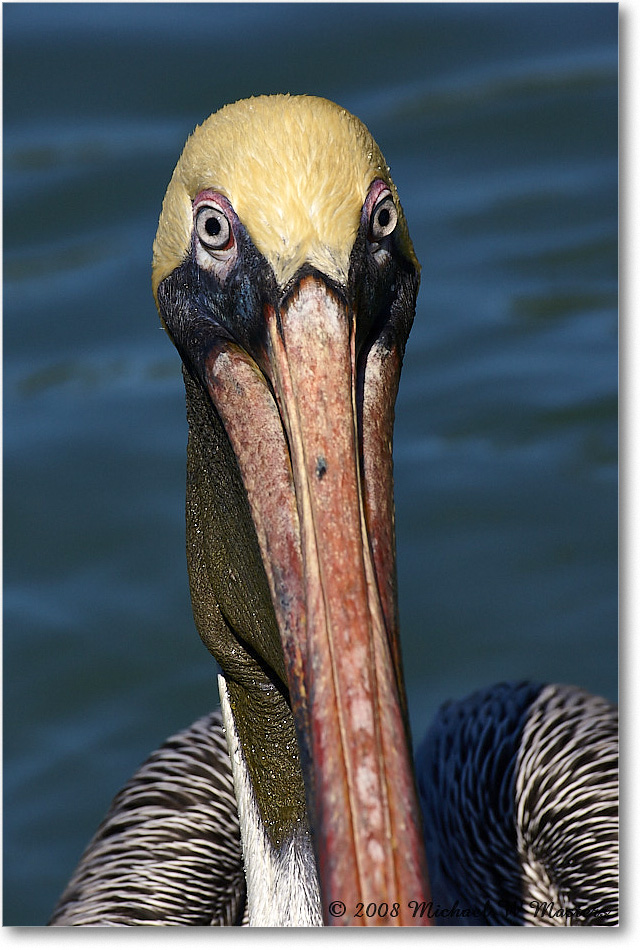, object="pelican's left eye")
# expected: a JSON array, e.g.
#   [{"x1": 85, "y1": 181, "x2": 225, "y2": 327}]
[
  {"x1": 196, "y1": 205, "x2": 233, "y2": 252},
  {"x1": 369, "y1": 192, "x2": 398, "y2": 242}
]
